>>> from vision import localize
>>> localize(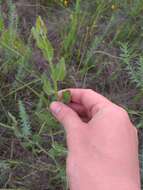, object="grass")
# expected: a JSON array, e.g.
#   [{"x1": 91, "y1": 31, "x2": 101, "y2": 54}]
[{"x1": 0, "y1": 0, "x2": 143, "y2": 189}]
